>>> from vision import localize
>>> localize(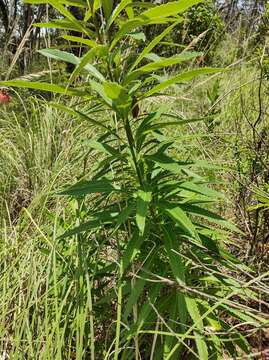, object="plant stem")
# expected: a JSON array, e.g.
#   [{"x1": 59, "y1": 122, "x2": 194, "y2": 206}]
[
  {"x1": 123, "y1": 117, "x2": 143, "y2": 187},
  {"x1": 86, "y1": 274, "x2": 95, "y2": 360},
  {"x1": 114, "y1": 261, "x2": 123, "y2": 360}
]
